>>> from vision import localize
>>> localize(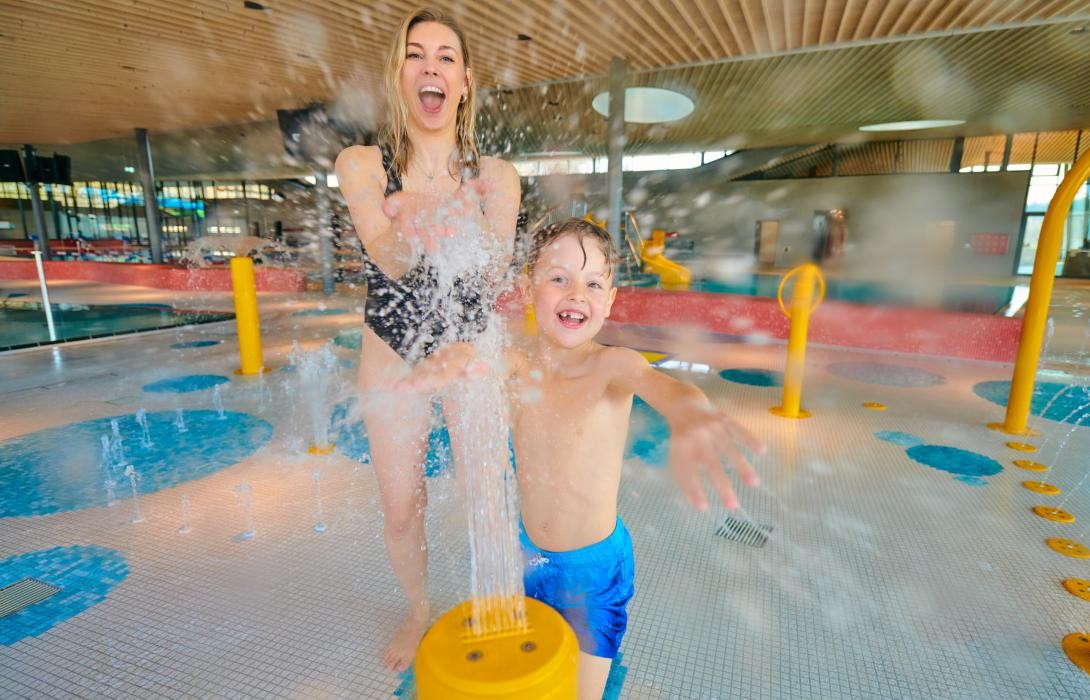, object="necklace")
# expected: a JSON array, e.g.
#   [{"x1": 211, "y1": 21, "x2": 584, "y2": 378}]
[{"x1": 417, "y1": 153, "x2": 455, "y2": 184}]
